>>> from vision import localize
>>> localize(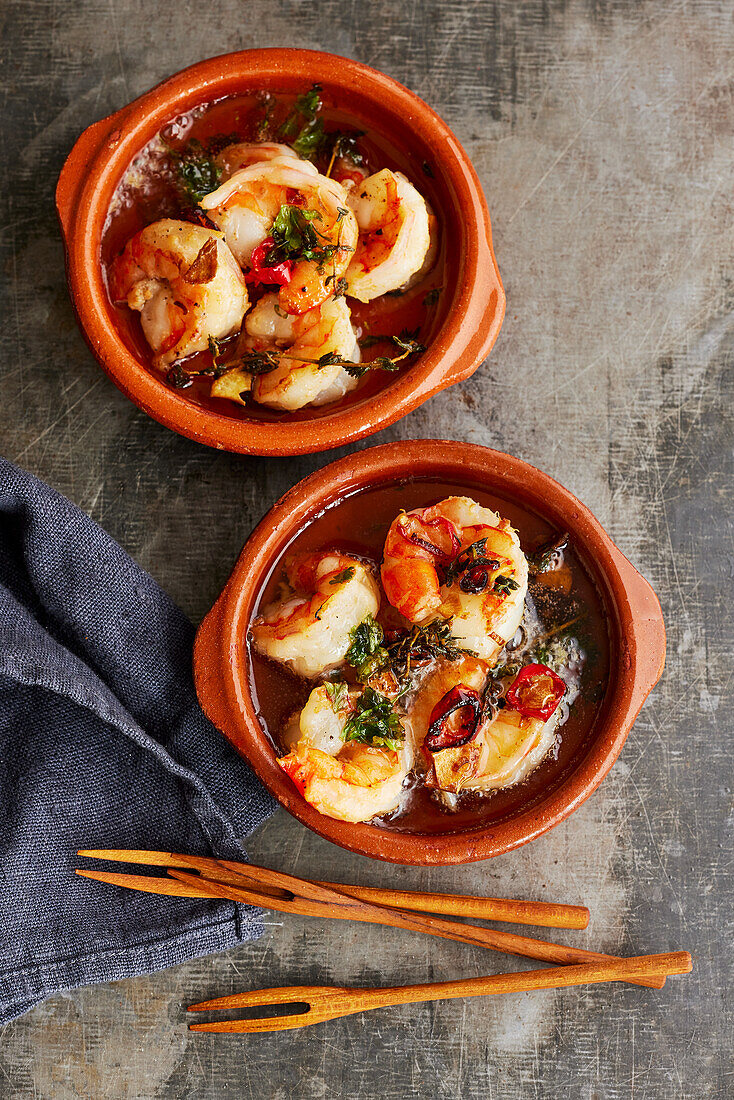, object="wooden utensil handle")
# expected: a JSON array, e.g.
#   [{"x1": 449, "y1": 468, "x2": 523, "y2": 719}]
[
  {"x1": 315, "y1": 881, "x2": 589, "y2": 929},
  {"x1": 354, "y1": 951, "x2": 692, "y2": 1010},
  {"x1": 188, "y1": 952, "x2": 692, "y2": 1032},
  {"x1": 333, "y1": 898, "x2": 667, "y2": 990}
]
